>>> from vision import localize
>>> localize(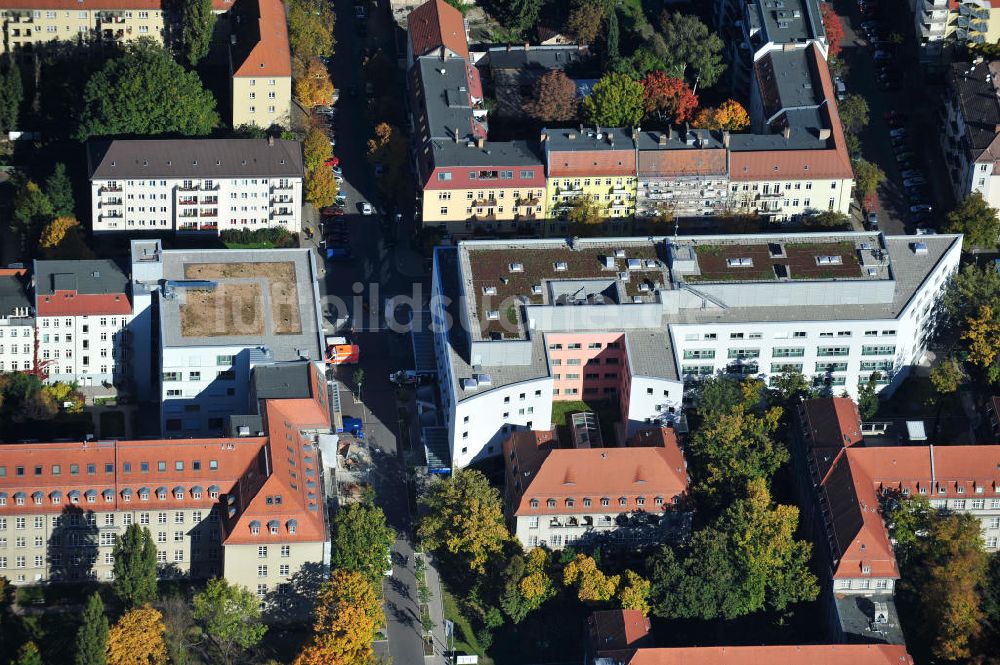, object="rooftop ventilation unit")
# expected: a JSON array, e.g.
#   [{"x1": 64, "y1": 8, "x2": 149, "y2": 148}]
[
  {"x1": 461, "y1": 378, "x2": 479, "y2": 391},
  {"x1": 726, "y1": 257, "x2": 754, "y2": 267},
  {"x1": 912, "y1": 242, "x2": 929, "y2": 255},
  {"x1": 614, "y1": 249, "x2": 626, "y2": 258},
  {"x1": 487, "y1": 310, "x2": 500, "y2": 320},
  {"x1": 553, "y1": 262, "x2": 568, "y2": 271},
  {"x1": 475, "y1": 373, "x2": 493, "y2": 386},
  {"x1": 482, "y1": 286, "x2": 497, "y2": 296},
  {"x1": 639, "y1": 282, "x2": 651, "y2": 292},
  {"x1": 632, "y1": 296, "x2": 643, "y2": 303},
  {"x1": 602, "y1": 256, "x2": 615, "y2": 269},
  {"x1": 627, "y1": 258, "x2": 642, "y2": 270},
  {"x1": 644, "y1": 259, "x2": 658, "y2": 268},
  {"x1": 618, "y1": 271, "x2": 630, "y2": 281},
  {"x1": 509, "y1": 262, "x2": 524, "y2": 272},
  {"x1": 531, "y1": 284, "x2": 542, "y2": 295}
]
